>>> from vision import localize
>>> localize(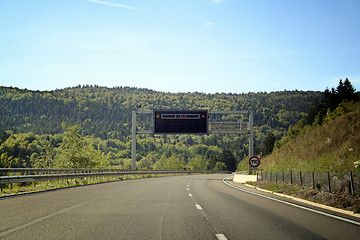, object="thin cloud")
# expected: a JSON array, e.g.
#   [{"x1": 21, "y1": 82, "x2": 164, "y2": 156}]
[
  {"x1": 212, "y1": 0, "x2": 223, "y2": 4},
  {"x1": 202, "y1": 22, "x2": 214, "y2": 28},
  {"x1": 88, "y1": 0, "x2": 142, "y2": 11}
]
